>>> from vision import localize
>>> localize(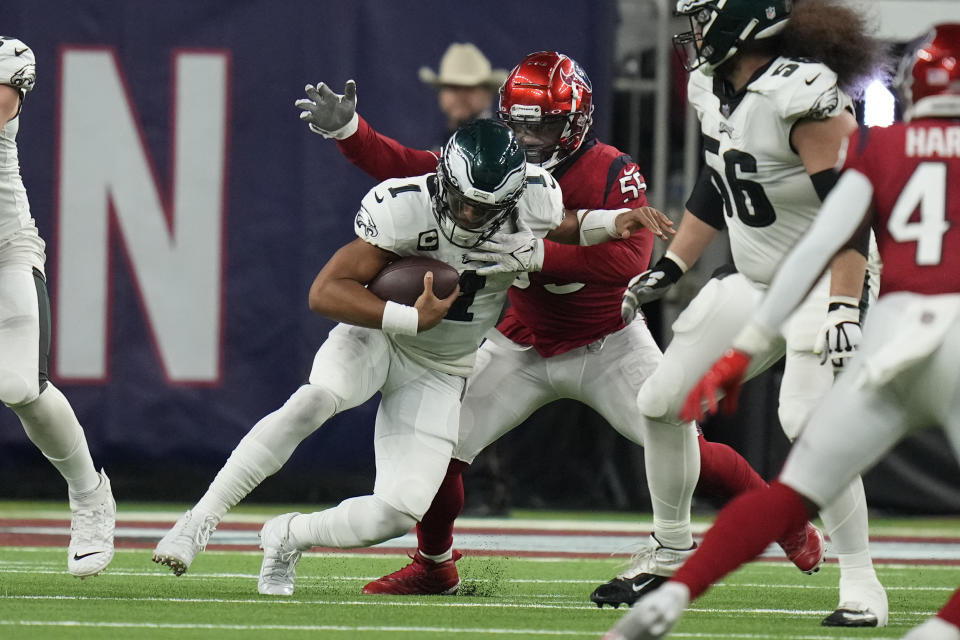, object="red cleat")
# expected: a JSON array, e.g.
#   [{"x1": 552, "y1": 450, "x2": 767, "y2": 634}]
[
  {"x1": 778, "y1": 522, "x2": 825, "y2": 574},
  {"x1": 362, "y1": 550, "x2": 463, "y2": 595}
]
